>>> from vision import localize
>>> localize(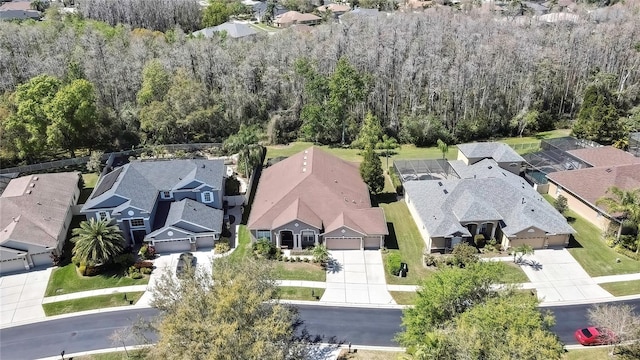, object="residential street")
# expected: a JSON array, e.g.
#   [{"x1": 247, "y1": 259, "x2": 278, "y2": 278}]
[{"x1": 2, "y1": 300, "x2": 640, "y2": 359}]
